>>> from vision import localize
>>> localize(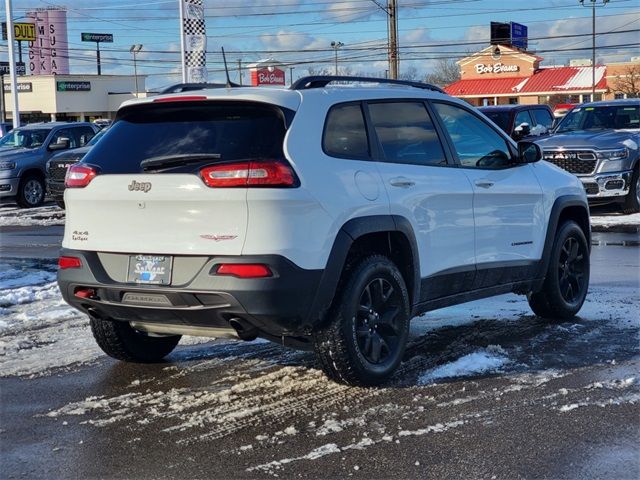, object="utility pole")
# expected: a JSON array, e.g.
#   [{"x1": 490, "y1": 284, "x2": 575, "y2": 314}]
[
  {"x1": 330, "y1": 41, "x2": 344, "y2": 75},
  {"x1": 4, "y1": 0, "x2": 20, "y2": 128},
  {"x1": 388, "y1": 0, "x2": 398, "y2": 79},
  {"x1": 237, "y1": 59, "x2": 242, "y2": 85},
  {"x1": 580, "y1": 0, "x2": 609, "y2": 100},
  {"x1": 129, "y1": 44, "x2": 143, "y2": 97}
]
